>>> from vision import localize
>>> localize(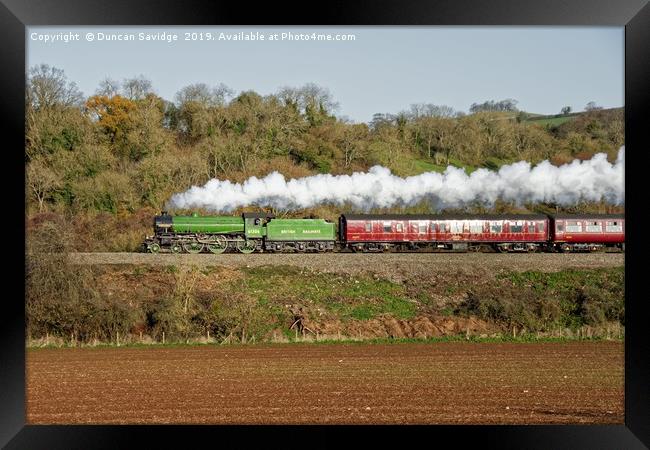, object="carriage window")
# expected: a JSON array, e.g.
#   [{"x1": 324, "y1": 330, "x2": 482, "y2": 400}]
[
  {"x1": 419, "y1": 223, "x2": 427, "y2": 233},
  {"x1": 435, "y1": 222, "x2": 449, "y2": 232},
  {"x1": 510, "y1": 222, "x2": 523, "y2": 233},
  {"x1": 383, "y1": 222, "x2": 392, "y2": 232},
  {"x1": 566, "y1": 221, "x2": 583, "y2": 232},
  {"x1": 586, "y1": 221, "x2": 602, "y2": 232},
  {"x1": 556, "y1": 222, "x2": 564, "y2": 232},
  {"x1": 528, "y1": 221, "x2": 536, "y2": 232},
  {"x1": 365, "y1": 223, "x2": 372, "y2": 232},
  {"x1": 538, "y1": 222, "x2": 545, "y2": 232},
  {"x1": 469, "y1": 222, "x2": 483, "y2": 233},
  {"x1": 450, "y1": 221, "x2": 464, "y2": 233},
  {"x1": 605, "y1": 221, "x2": 622, "y2": 232},
  {"x1": 490, "y1": 222, "x2": 502, "y2": 233},
  {"x1": 396, "y1": 223, "x2": 404, "y2": 232}
]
